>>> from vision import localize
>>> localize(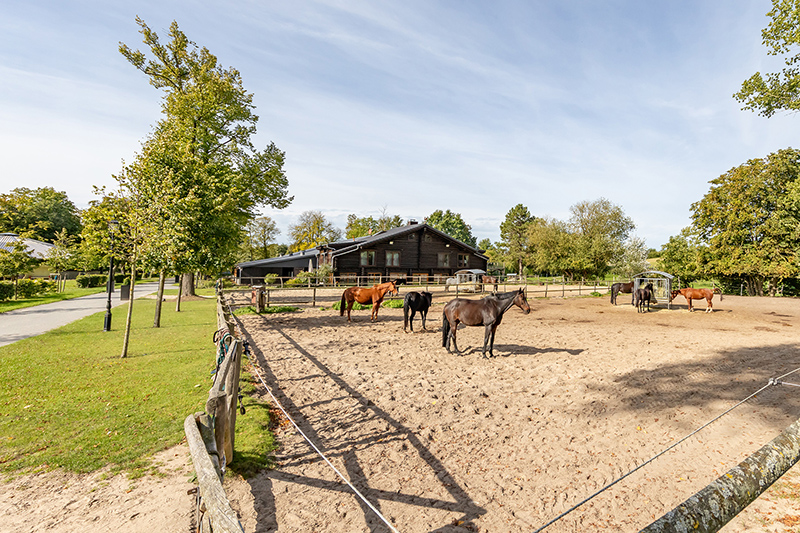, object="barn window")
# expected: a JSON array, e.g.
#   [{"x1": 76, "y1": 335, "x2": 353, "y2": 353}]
[
  {"x1": 424, "y1": 234, "x2": 432, "y2": 242},
  {"x1": 386, "y1": 251, "x2": 400, "y2": 267},
  {"x1": 360, "y1": 250, "x2": 376, "y2": 266},
  {"x1": 458, "y1": 254, "x2": 469, "y2": 268},
  {"x1": 438, "y1": 253, "x2": 450, "y2": 267}
]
